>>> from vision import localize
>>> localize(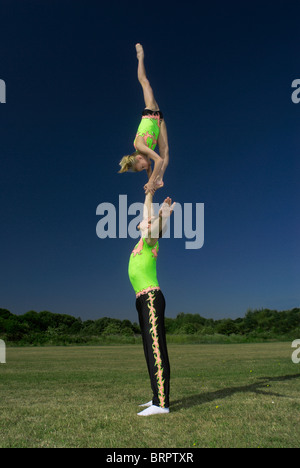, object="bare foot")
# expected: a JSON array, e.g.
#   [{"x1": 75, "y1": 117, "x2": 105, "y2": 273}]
[
  {"x1": 135, "y1": 43, "x2": 144, "y2": 60},
  {"x1": 154, "y1": 177, "x2": 164, "y2": 190}
]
